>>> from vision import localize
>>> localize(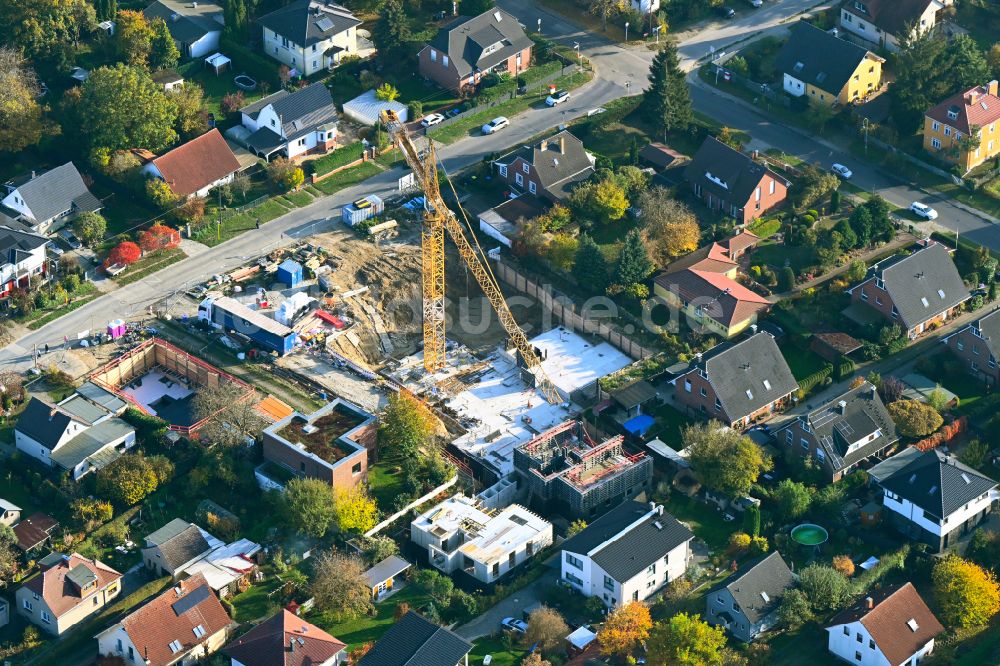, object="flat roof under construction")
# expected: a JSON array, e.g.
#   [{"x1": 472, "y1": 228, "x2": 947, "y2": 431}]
[{"x1": 532, "y1": 327, "x2": 631, "y2": 396}]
